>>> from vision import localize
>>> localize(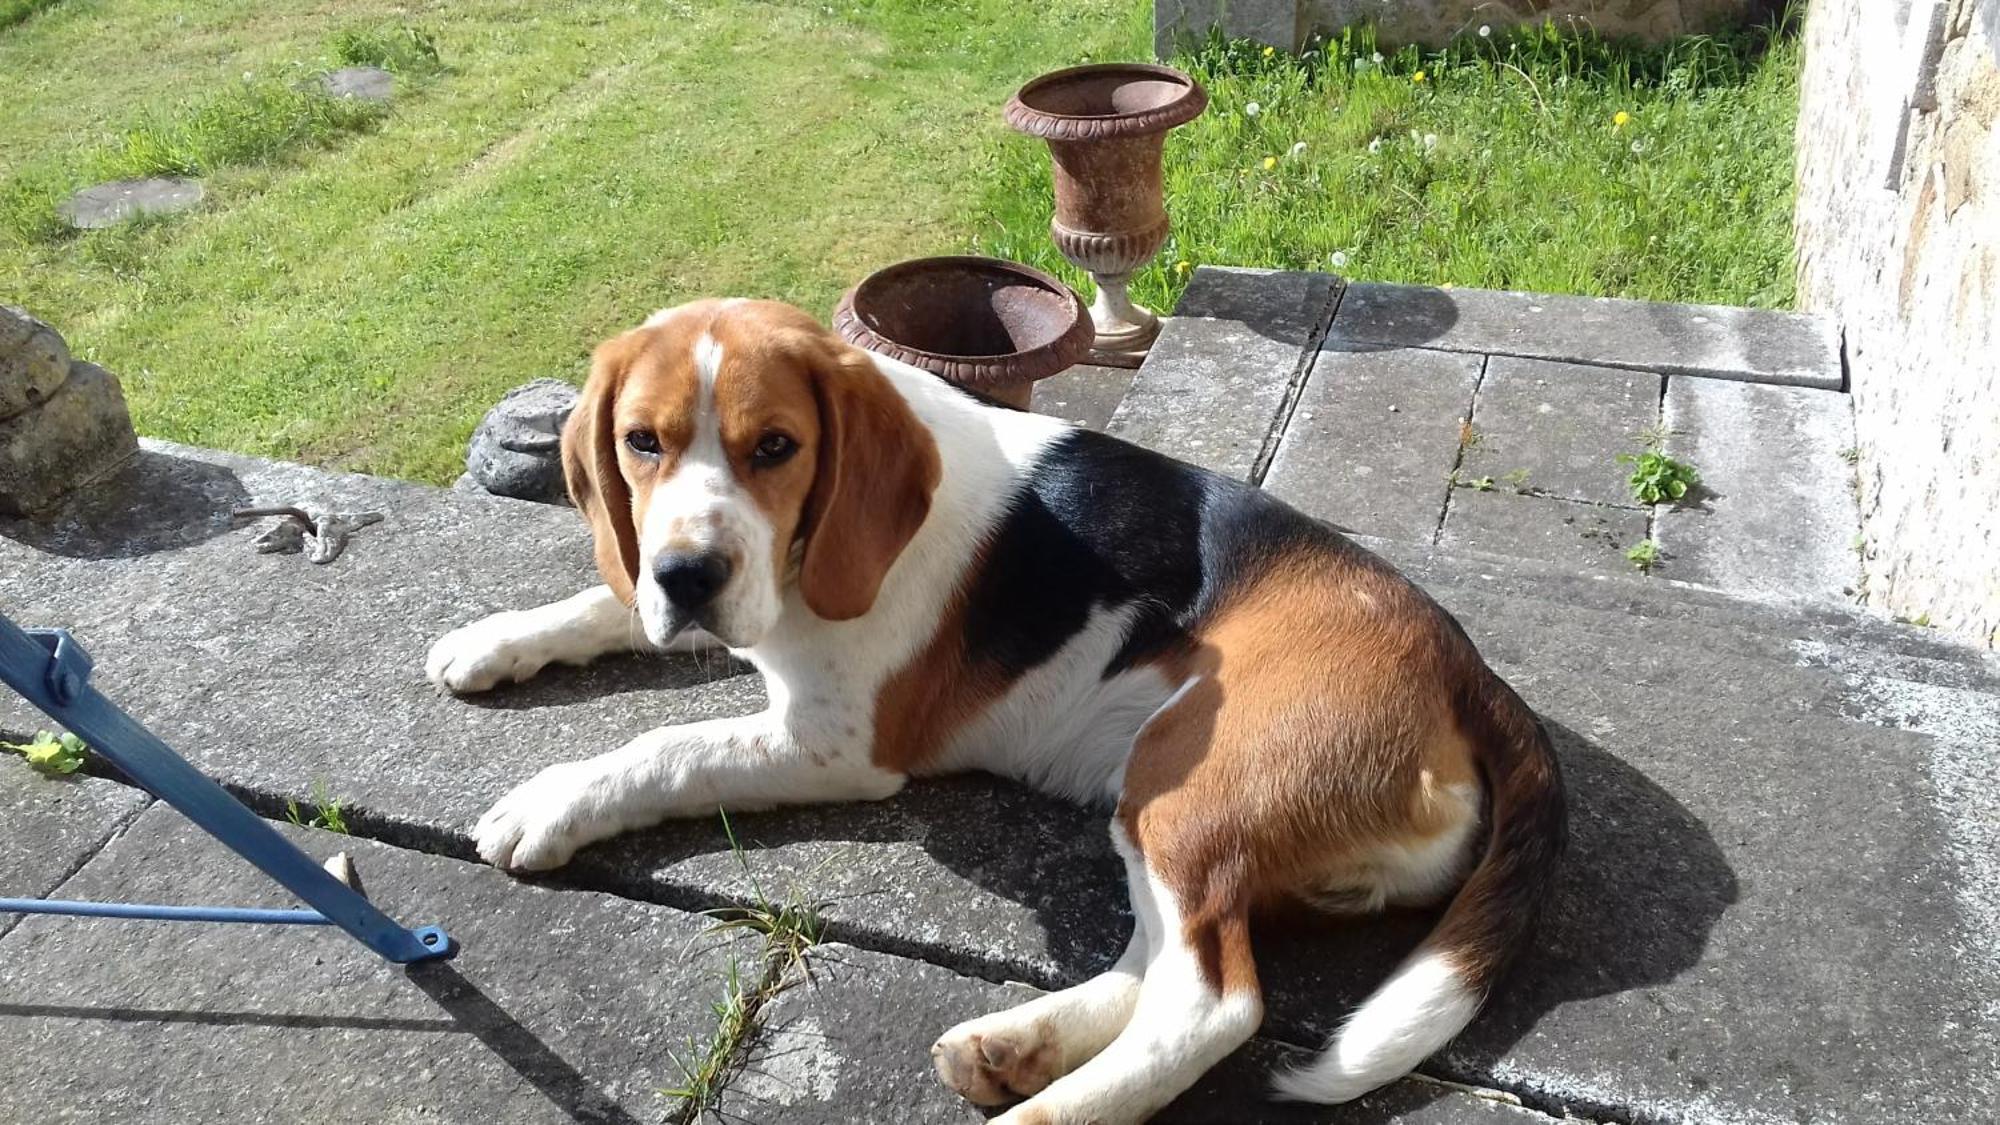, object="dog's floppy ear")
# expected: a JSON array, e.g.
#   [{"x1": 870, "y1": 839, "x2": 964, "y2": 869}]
[
  {"x1": 799, "y1": 342, "x2": 942, "y2": 621},
  {"x1": 564, "y1": 331, "x2": 644, "y2": 605}
]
